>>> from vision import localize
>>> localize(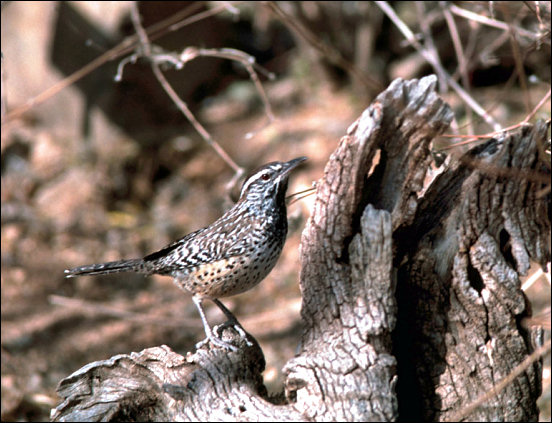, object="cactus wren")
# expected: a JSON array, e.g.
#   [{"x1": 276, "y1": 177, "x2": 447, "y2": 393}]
[{"x1": 65, "y1": 156, "x2": 307, "y2": 350}]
